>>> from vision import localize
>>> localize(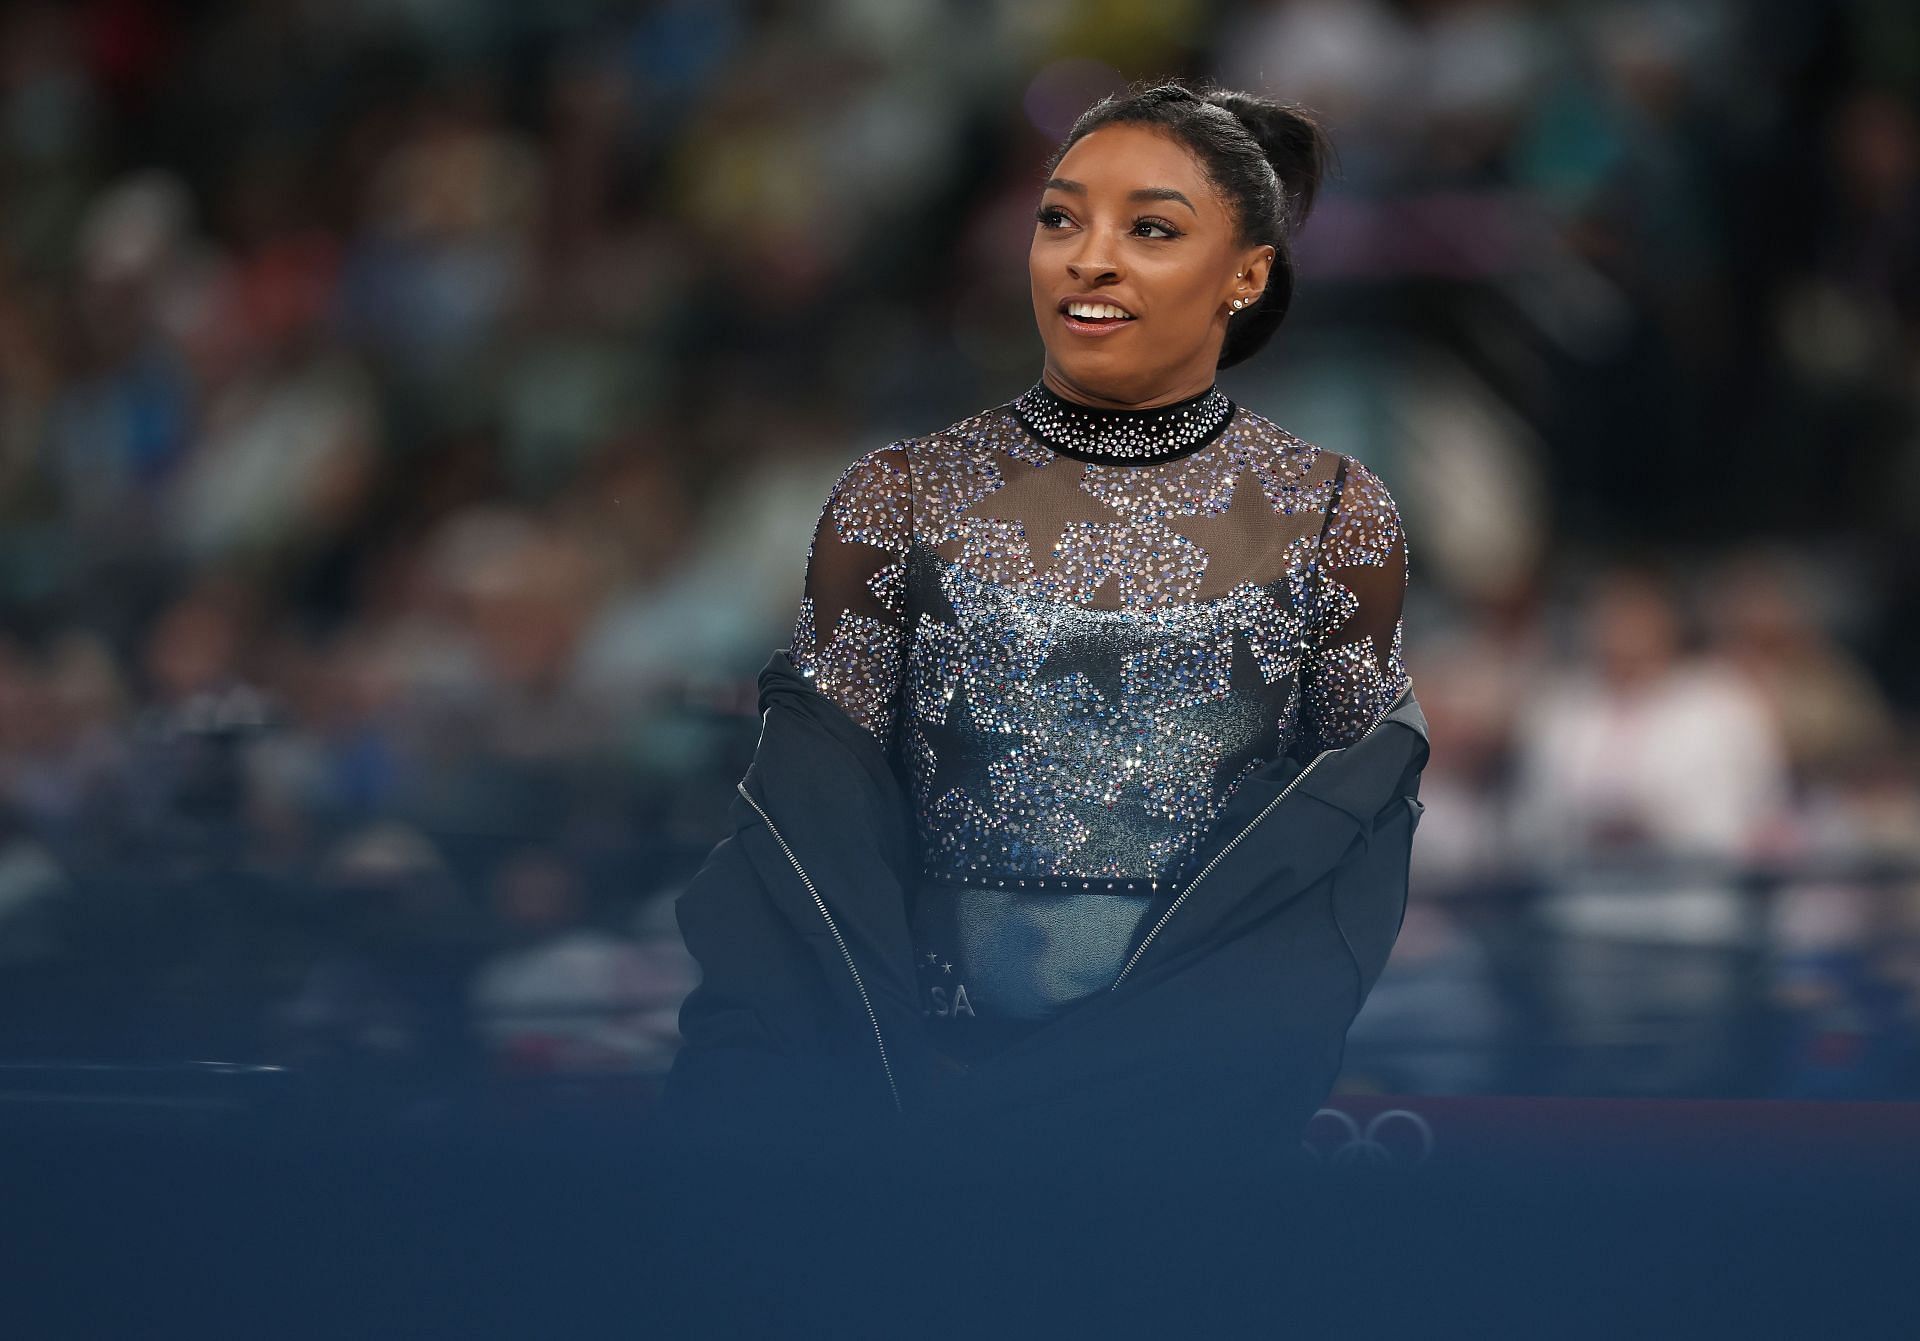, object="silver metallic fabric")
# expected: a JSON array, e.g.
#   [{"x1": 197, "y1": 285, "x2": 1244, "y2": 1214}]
[{"x1": 788, "y1": 383, "x2": 1413, "y2": 1043}]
